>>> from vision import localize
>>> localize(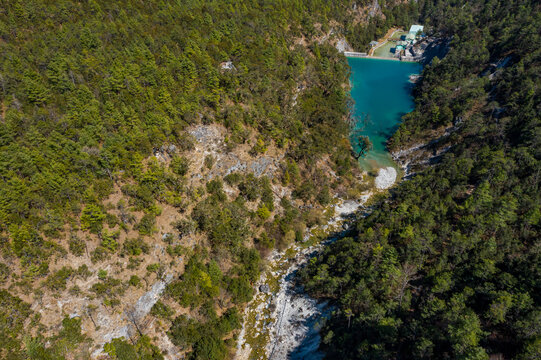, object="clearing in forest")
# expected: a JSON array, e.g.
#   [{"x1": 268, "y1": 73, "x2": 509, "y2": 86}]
[{"x1": 369, "y1": 28, "x2": 407, "y2": 58}]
